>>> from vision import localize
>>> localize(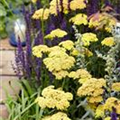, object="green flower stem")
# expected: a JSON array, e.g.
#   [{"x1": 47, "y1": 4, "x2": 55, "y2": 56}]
[
  {"x1": 62, "y1": 78, "x2": 66, "y2": 89},
  {"x1": 41, "y1": 19, "x2": 45, "y2": 44},
  {"x1": 1, "y1": 0, "x2": 9, "y2": 9}
]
